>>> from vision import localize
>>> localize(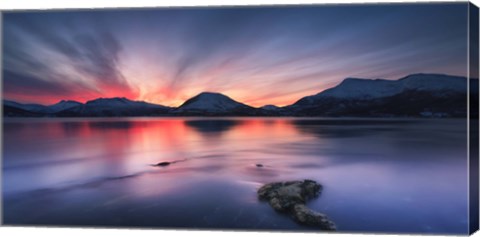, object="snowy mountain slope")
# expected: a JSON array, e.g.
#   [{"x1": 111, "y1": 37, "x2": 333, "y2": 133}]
[
  {"x1": 297, "y1": 73, "x2": 467, "y2": 104},
  {"x1": 3, "y1": 100, "x2": 51, "y2": 113},
  {"x1": 84, "y1": 97, "x2": 167, "y2": 109},
  {"x1": 59, "y1": 97, "x2": 171, "y2": 116},
  {"x1": 290, "y1": 74, "x2": 473, "y2": 117},
  {"x1": 399, "y1": 73, "x2": 467, "y2": 92},
  {"x1": 3, "y1": 104, "x2": 45, "y2": 117},
  {"x1": 48, "y1": 100, "x2": 83, "y2": 113},
  {"x1": 318, "y1": 78, "x2": 401, "y2": 100},
  {"x1": 4, "y1": 100, "x2": 25, "y2": 109},
  {"x1": 260, "y1": 105, "x2": 281, "y2": 111},
  {"x1": 3, "y1": 99, "x2": 83, "y2": 113},
  {"x1": 3, "y1": 73, "x2": 476, "y2": 118},
  {"x1": 176, "y1": 92, "x2": 255, "y2": 114},
  {"x1": 3, "y1": 97, "x2": 171, "y2": 117}
]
